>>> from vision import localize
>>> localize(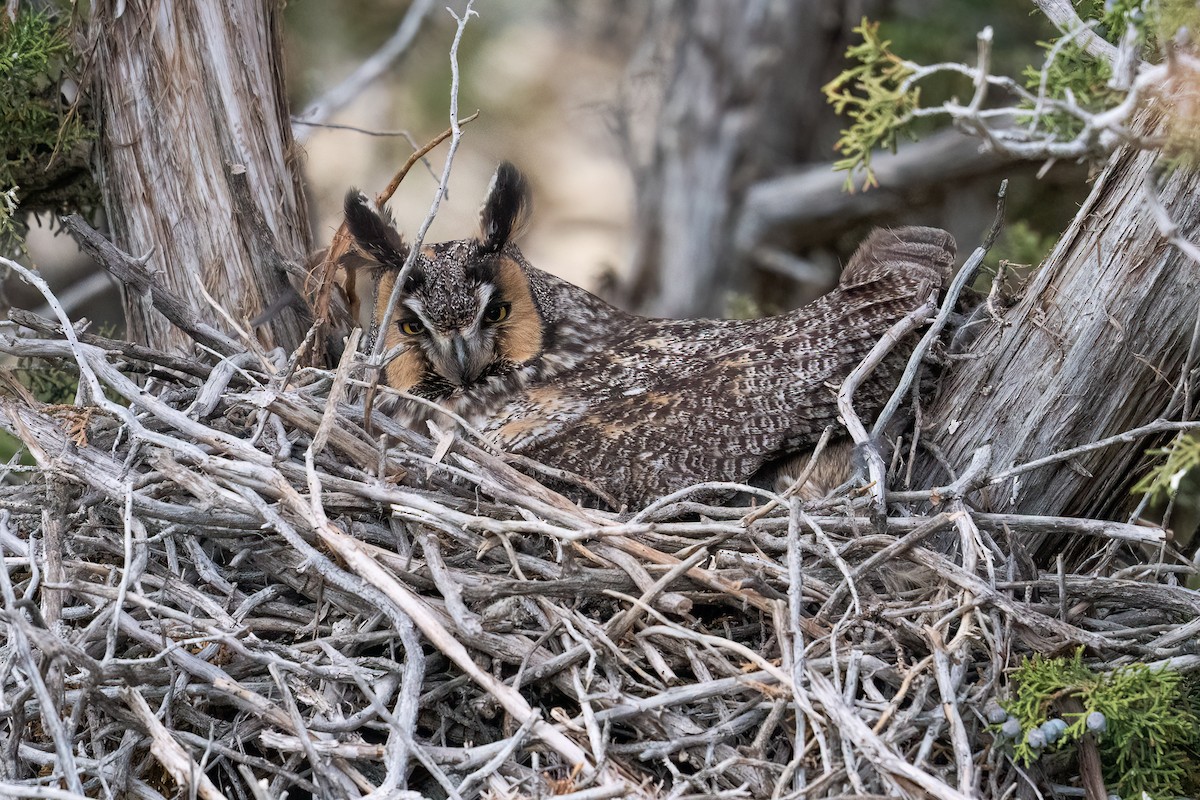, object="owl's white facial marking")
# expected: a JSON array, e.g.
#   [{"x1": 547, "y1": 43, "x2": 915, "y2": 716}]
[
  {"x1": 343, "y1": 165, "x2": 557, "y2": 406},
  {"x1": 392, "y1": 280, "x2": 509, "y2": 389}
]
